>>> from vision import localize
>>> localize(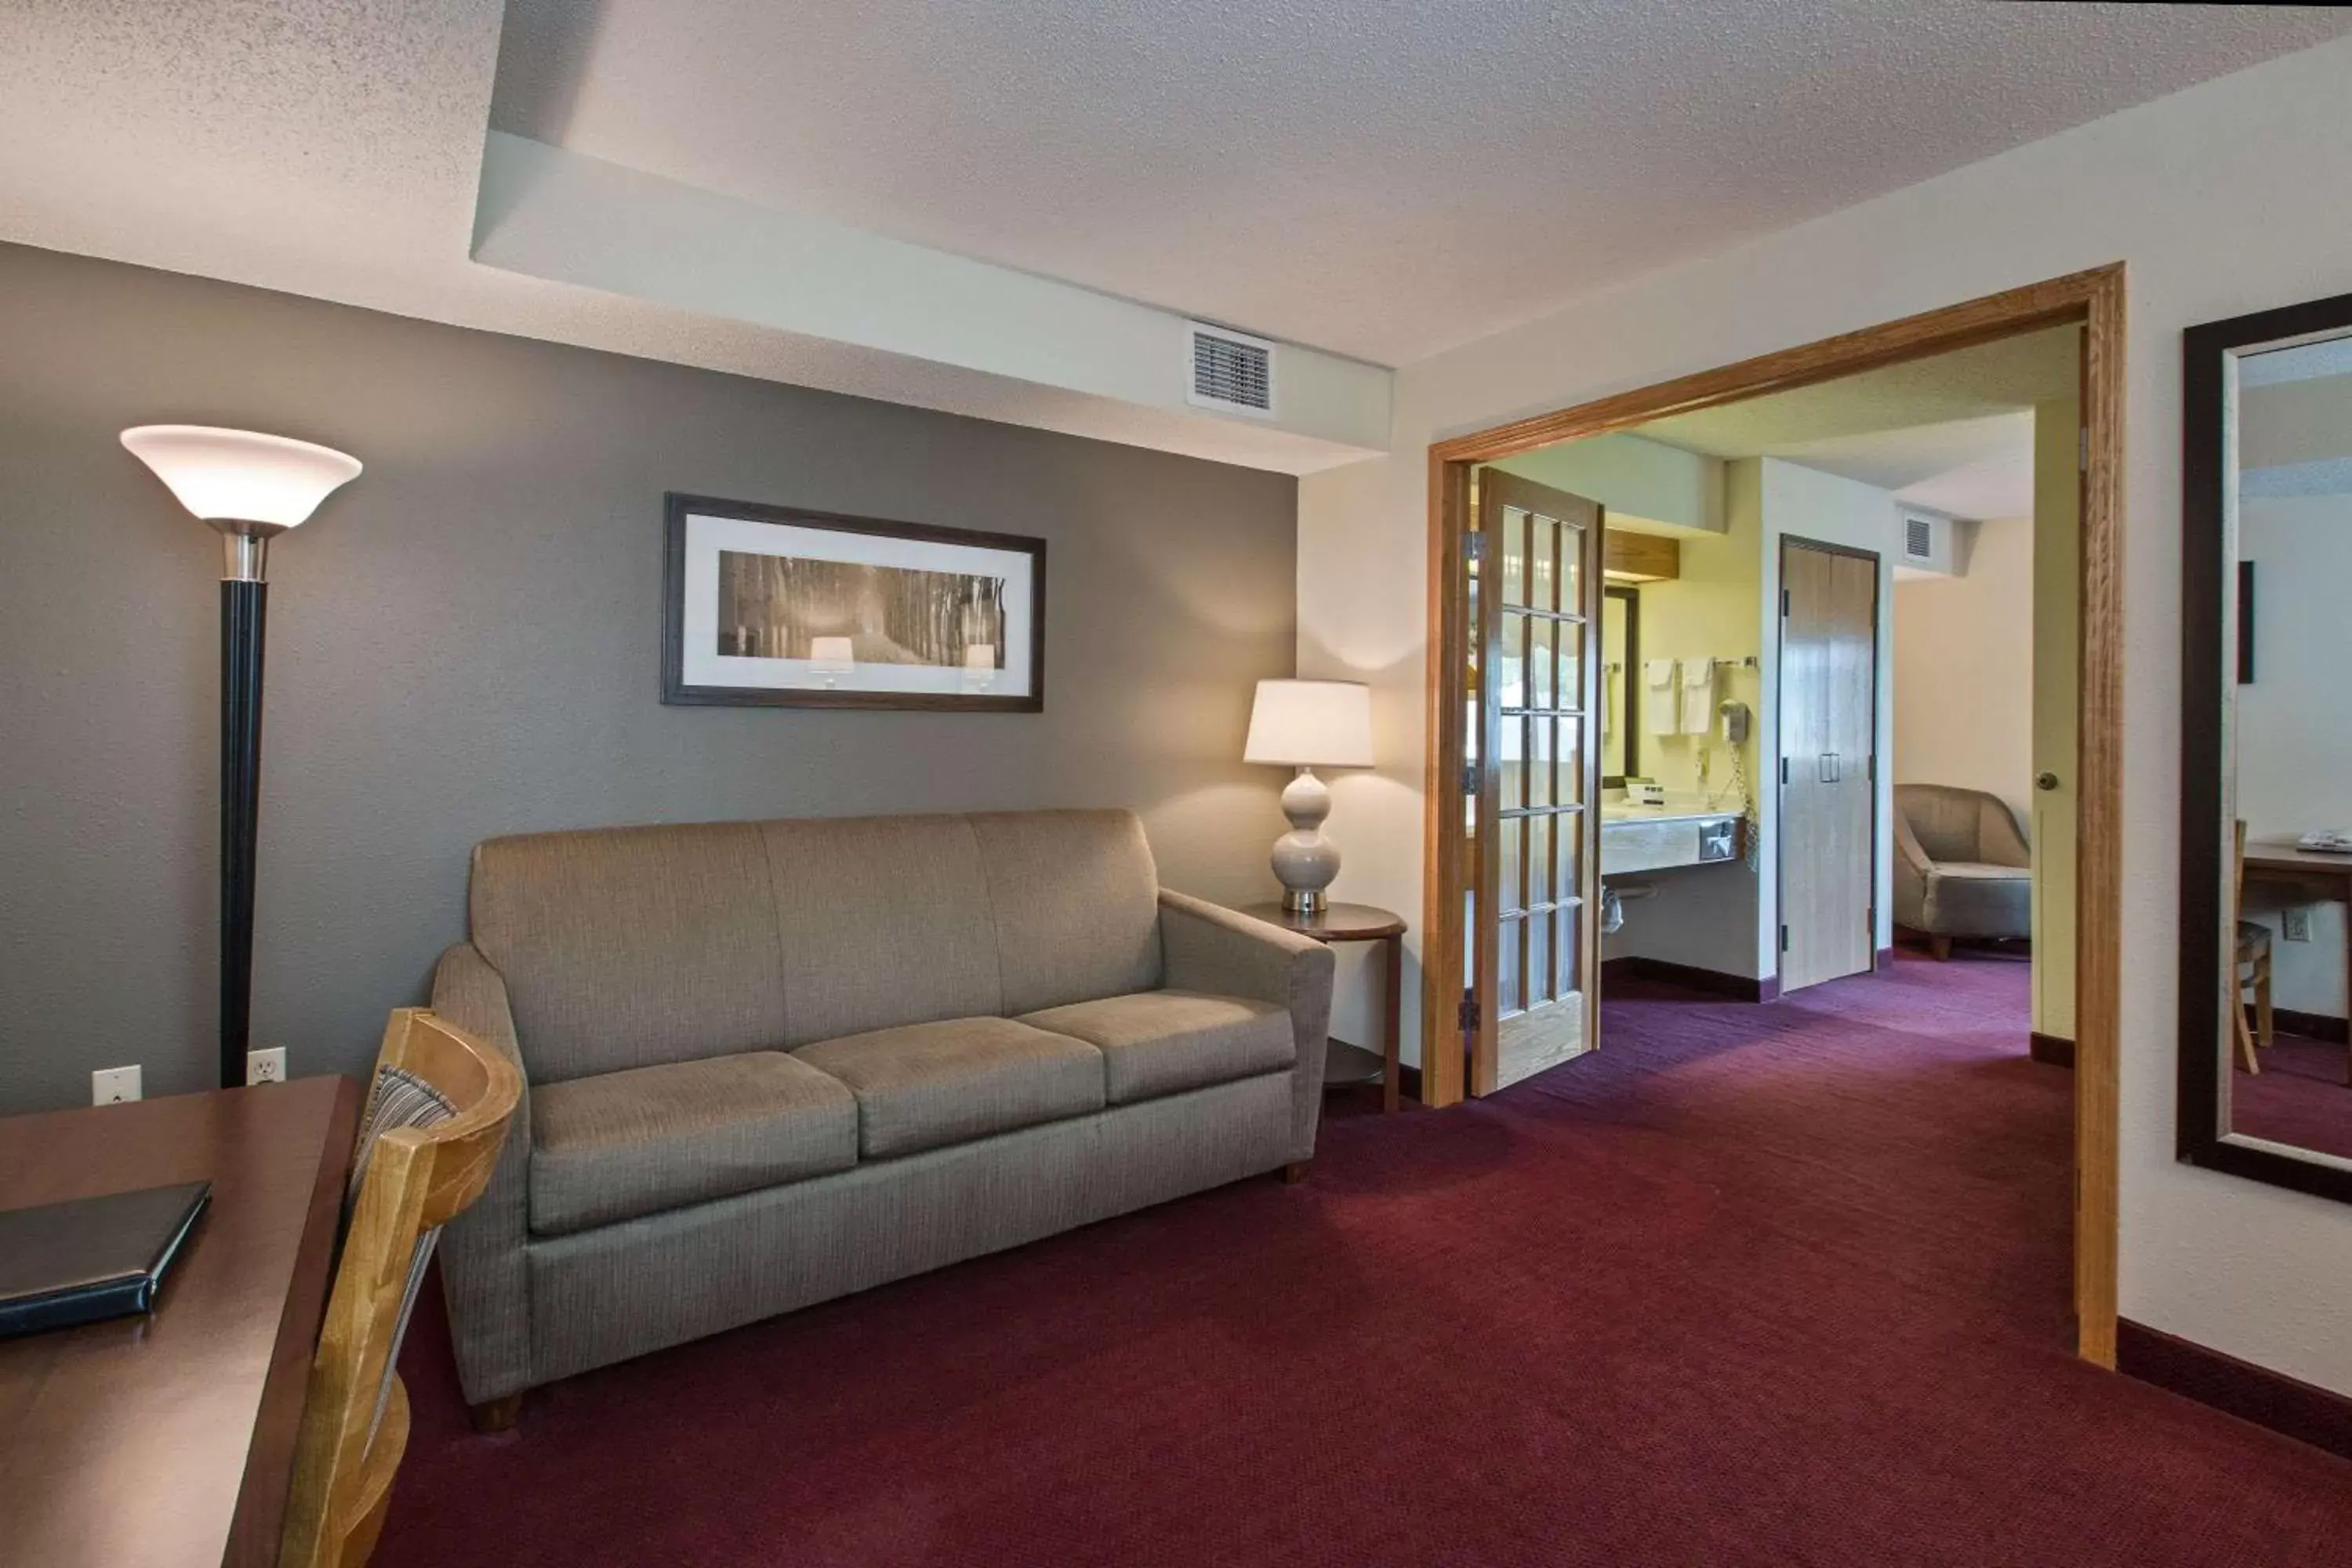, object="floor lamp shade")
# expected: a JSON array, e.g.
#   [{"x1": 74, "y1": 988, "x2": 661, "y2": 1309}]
[
  {"x1": 122, "y1": 426, "x2": 361, "y2": 1087},
  {"x1": 1244, "y1": 680, "x2": 1373, "y2": 913},
  {"x1": 120, "y1": 426, "x2": 361, "y2": 530}
]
